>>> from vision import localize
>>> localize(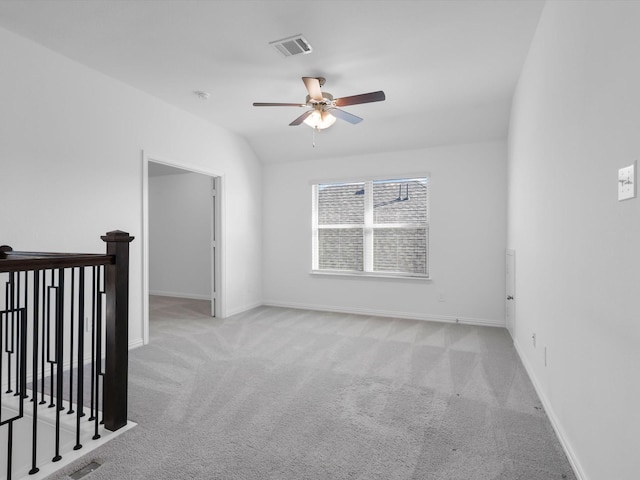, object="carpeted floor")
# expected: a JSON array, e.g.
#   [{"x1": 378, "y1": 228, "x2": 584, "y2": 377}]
[{"x1": 45, "y1": 296, "x2": 576, "y2": 480}]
